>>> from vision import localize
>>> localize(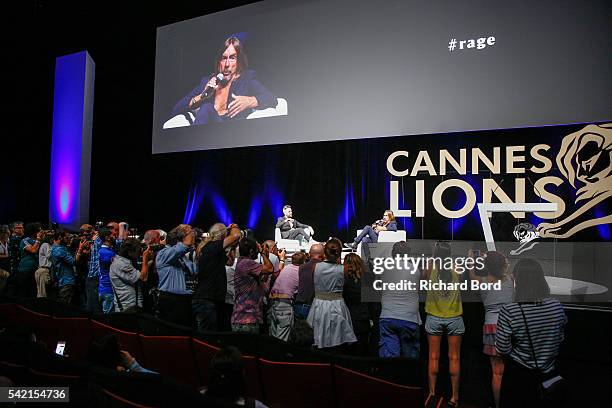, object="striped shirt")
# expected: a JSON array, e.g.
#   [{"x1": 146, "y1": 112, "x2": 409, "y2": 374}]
[{"x1": 495, "y1": 298, "x2": 567, "y2": 373}]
